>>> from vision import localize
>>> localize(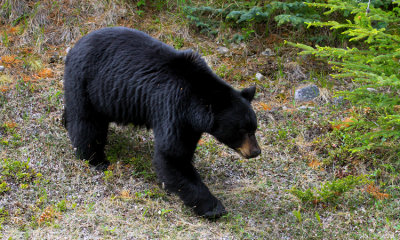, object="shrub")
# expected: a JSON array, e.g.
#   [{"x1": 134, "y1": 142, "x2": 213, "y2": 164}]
[
  {"x1": 288, "y1": 175, "x2": 369, "y2": 205},
  {"x1": 288, "y1": 0, "x2": 400, "y2": 164}
]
